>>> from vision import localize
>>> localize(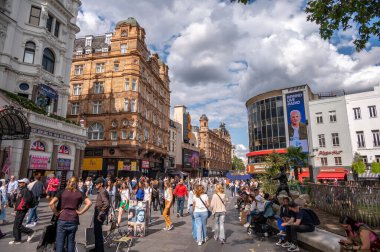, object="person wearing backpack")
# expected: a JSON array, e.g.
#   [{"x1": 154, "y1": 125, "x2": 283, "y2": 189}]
[
  {"x1": 281, "y1": 202, "x2": 316, "y2": 252},
  {"x1": 26, "y1": 173, "x2": 44, "y2": 228},
  {"x1": 9, "y1": 178, "x2": 35, "y2": 245},
  {"x1": 339, "y1": 216, "x2": 380, "y2": 252}
]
